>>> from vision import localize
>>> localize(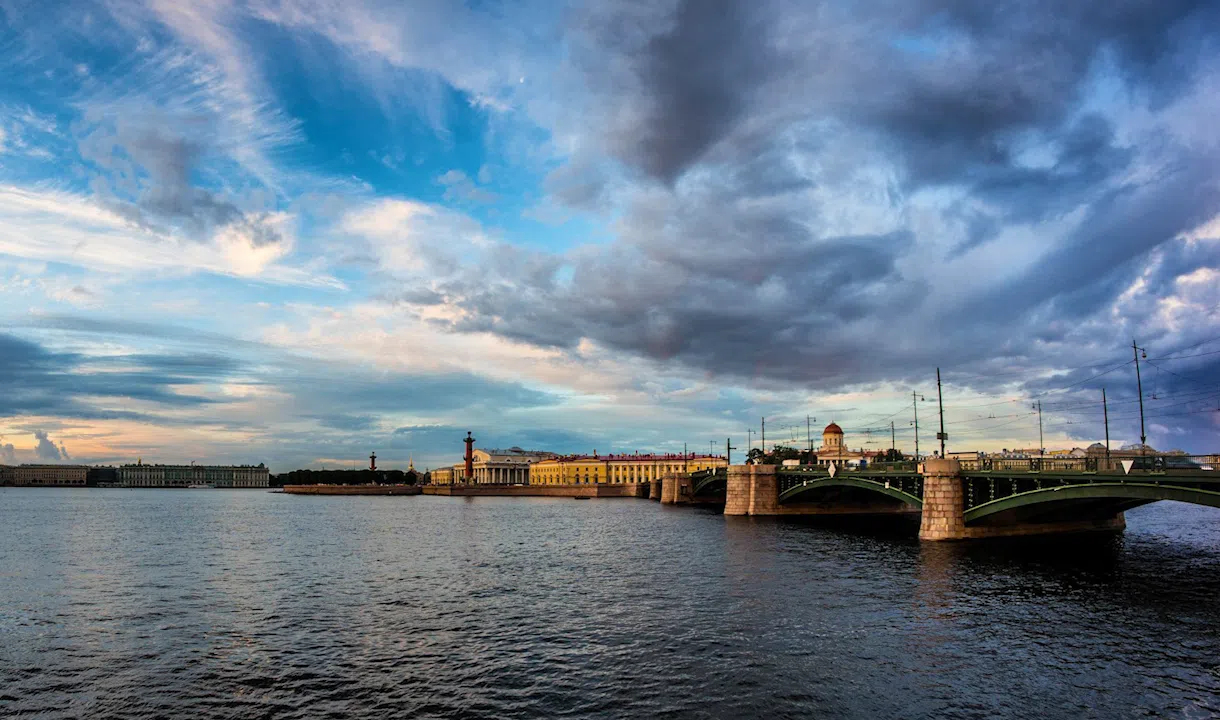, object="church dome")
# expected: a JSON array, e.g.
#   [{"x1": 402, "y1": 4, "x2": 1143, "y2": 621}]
[{"x1": 823, "y1": 422, "x2": 843, "y2": 435}]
